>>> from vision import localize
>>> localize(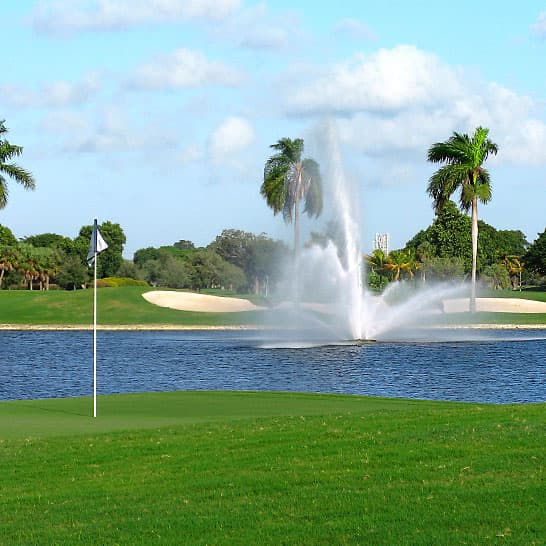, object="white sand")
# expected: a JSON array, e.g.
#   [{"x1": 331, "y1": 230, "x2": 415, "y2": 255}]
[
  {"x1": 442, "y1": 297, "x2": 546, "y2": 314},
  {"x1": 142, "y1": 290, "x2": 265, "y2": 313},
  {"x1": 142, "y1": 291, "x2": 546, "y2": 315}
]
